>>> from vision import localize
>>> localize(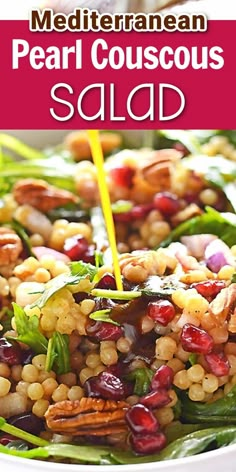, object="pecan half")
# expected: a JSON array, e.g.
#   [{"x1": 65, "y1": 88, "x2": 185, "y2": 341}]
[
  {"x1": 0, "y1": 227, "x2": 23, "y2": 266},
  {"x1": 13, "y1": 179, "x2": 78, "y2": 212},
  {"x1": 137, "y1": 149, "x2": 181, "y2": 188},
  {"x1": 209, "y1": 284, "x2": 236, "y2": 323},
  {"x1": 45, "y1": 397, "x2": 129, "y2": 436},
  {"x1": 119, "y1": 249, "x2": 169, "y2": 283}
]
